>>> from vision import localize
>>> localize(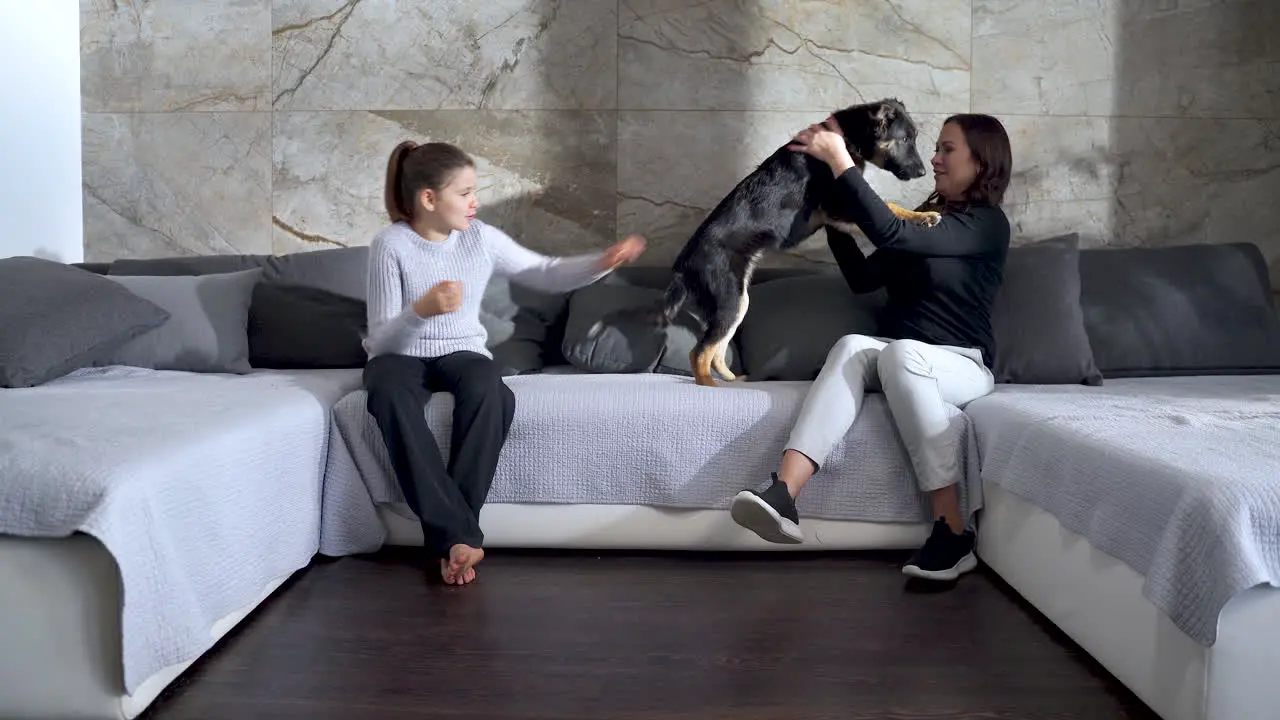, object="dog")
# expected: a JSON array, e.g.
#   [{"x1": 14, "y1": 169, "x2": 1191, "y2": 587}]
[{"x1": 601, "y1": 98, "x2": 939, "y2": 387}]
